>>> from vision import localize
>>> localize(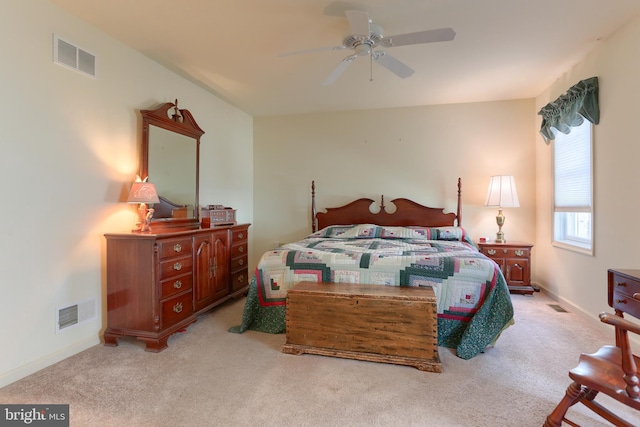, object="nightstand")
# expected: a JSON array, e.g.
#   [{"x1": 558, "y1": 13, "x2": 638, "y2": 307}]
[{"x1": 477, "y1": 241, "x2": 534, "y2": 295}]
